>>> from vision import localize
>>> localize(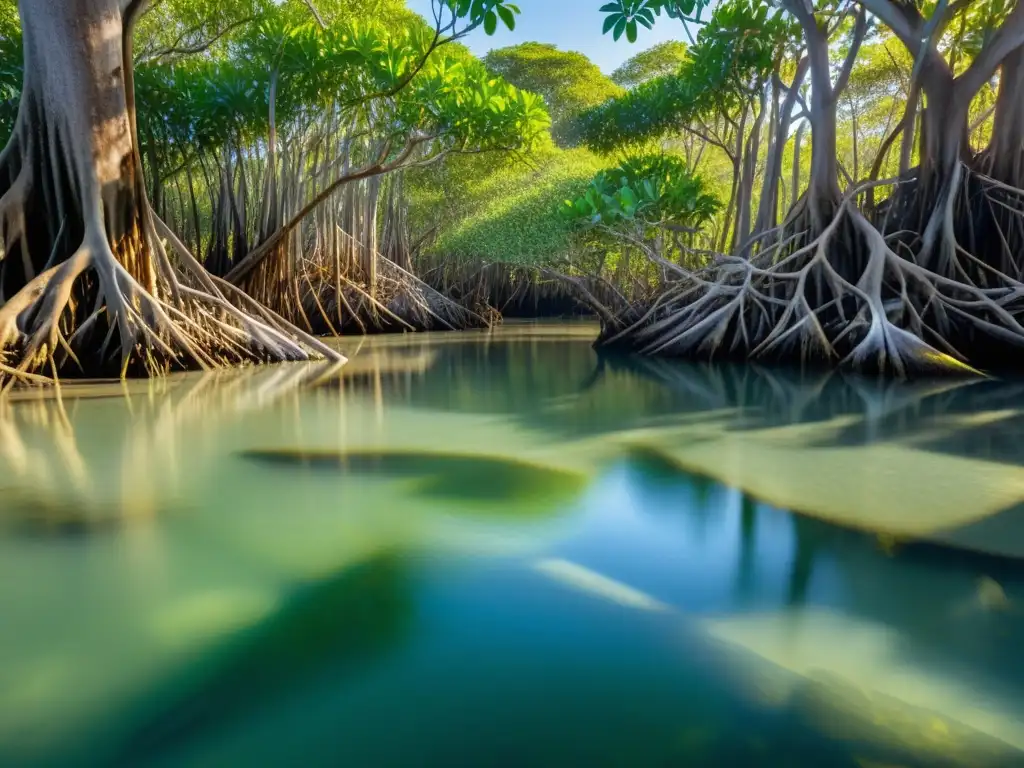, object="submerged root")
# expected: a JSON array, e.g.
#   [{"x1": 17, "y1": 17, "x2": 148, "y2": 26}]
[
  {"x1": 597, "y1": 178, "x2": 1024, "y2": 378},
  {"x1": 0, "y1": 227, "x2": 342, "y2": 387}
]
